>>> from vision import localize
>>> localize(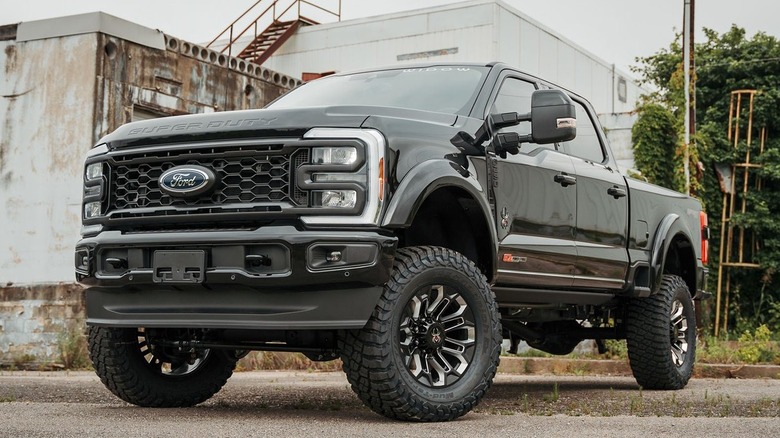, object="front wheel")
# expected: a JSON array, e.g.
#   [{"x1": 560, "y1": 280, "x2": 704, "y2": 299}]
[
  {"x1": 626, "y1": 274, "x2": 696, "y2": 389},
  {"x1": 339, "y1": 246, "x2": 502, "y2": 421},
  {"x1": 88, "y1": 326, "x2": 237, "y2": 407}
]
